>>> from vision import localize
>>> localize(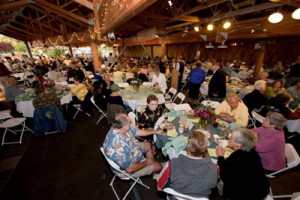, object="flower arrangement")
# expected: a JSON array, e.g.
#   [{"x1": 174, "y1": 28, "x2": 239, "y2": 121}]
[
  {"x1": 43, "y1": 79, "x2": 55, "y2": 88},
  {"x1": 194, "y1": 104, "x2": 217, "y2": 129},
  {"x1": 130, "y1": 80, "x2": 140, "y2": 93}
]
